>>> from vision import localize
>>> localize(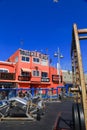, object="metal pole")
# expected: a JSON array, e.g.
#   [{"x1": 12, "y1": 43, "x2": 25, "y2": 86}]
[
  {"x1": 57, "y1": 48, "x2": 60, "y2": 84},
  {"x1": 54, "y1": 48, "x2": 63, "y2": 84}
]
